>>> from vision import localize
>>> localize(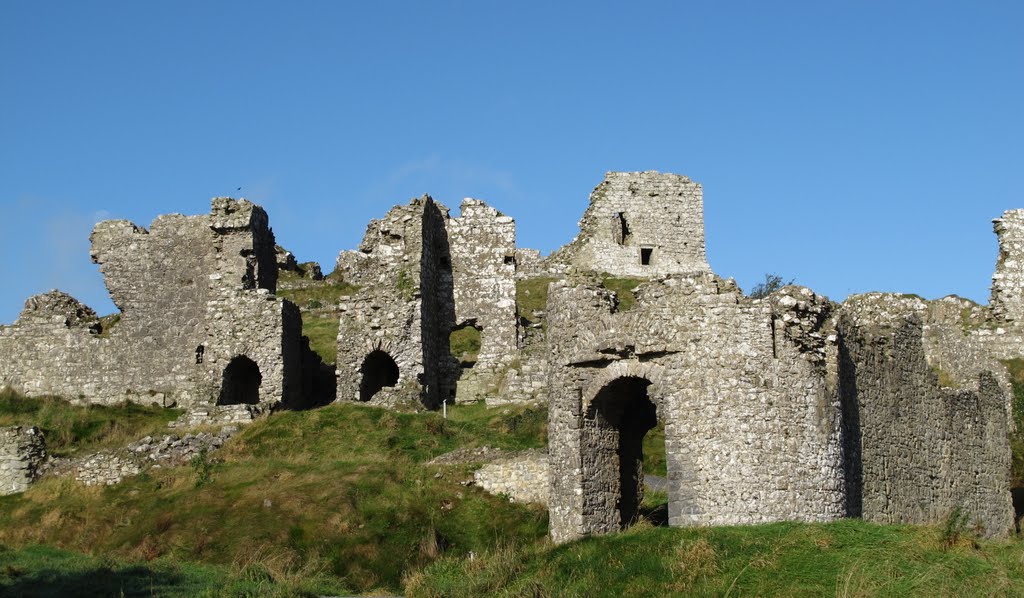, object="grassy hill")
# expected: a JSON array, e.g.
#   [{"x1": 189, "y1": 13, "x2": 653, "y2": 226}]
[
  {"x1": 0, "y1": 395, "x2": 547, "y2": 595},
  {"x1": 407, "y1": 519, "x2": 1024, "y2": 597},
  {"x1": 3, "y1": 383, "x2": 1024, "y2": 596}
]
